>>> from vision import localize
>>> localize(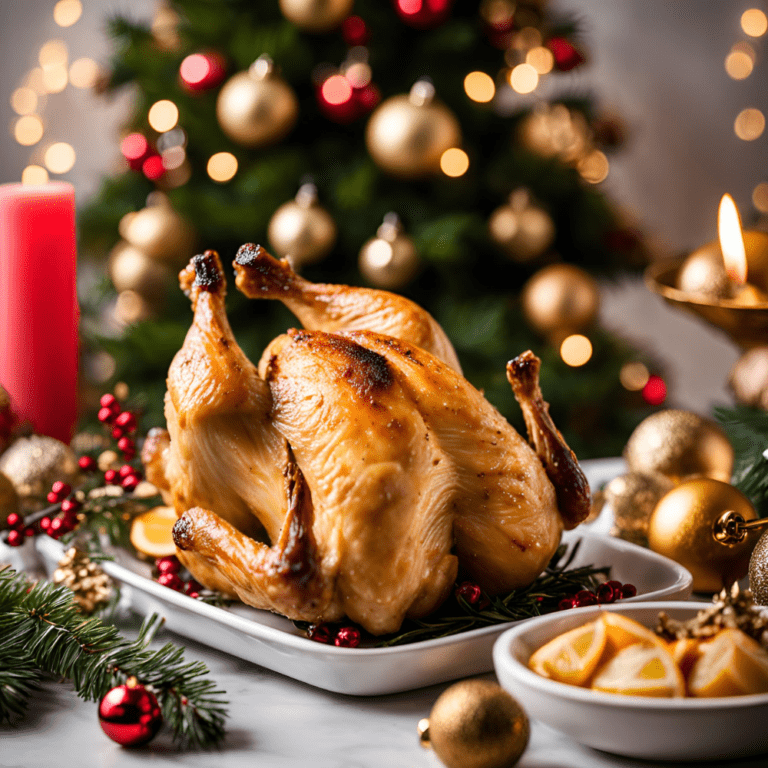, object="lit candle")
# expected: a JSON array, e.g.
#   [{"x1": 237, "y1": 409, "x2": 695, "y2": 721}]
[{"x1": 0, "y1": 182, "x2": 79, "y2": 443}]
